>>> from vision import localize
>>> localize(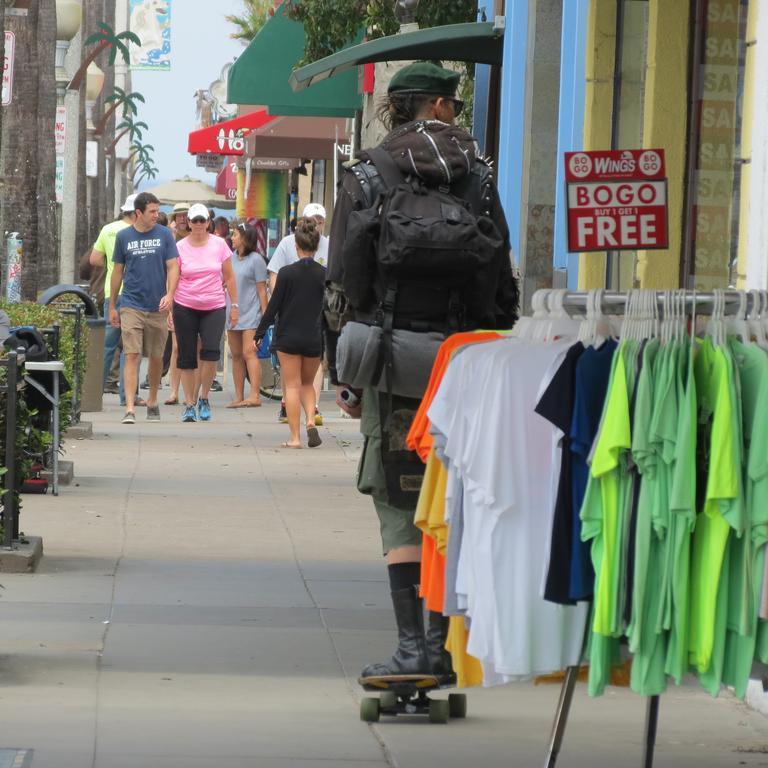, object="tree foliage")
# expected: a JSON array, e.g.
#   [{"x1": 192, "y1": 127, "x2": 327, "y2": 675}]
[
  {"x1": 285, "y1": 0, "x2": 477, "y2": 64},
  {"x1": 225, "y1": 0, "x2": 275, "y2": 41}
]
